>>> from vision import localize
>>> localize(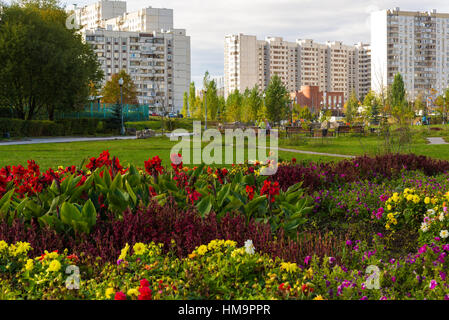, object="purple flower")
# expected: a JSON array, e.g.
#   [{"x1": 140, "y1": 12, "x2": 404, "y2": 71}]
[
  {"x1": 117, "y1": 259, "x2": 124, "y2": 265},
  {"x1": 329, "y1": 257, "x2": 336, "y2": 264},
  {"x1": 346, "y1": 240, "x2": 352, "y2": 246},
  {"x1": 391, "y1": 276, "x2": 396, "y2": 283},
  {"x1": 304, "y1": 256, "x2": 311, "y2": 265},
  {"x1": 430, "y1": 280, "x2": 438, "y2": 290},
  {"x1": 360, "y1": 296, "x2": 368, "y2": 300}
]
